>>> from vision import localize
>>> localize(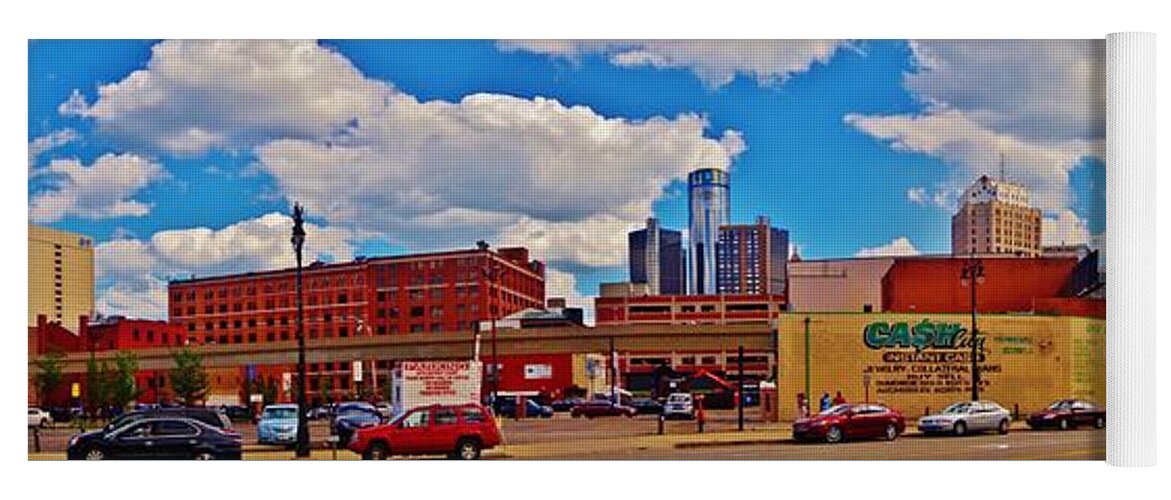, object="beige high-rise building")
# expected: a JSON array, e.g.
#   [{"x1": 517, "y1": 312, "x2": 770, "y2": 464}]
[
  {"x1": 951, "y1": 175, "x2": 1042, "y2": 257},
  {"x1": 28, "y1": 224, "x2": 94, "y2": 331}
]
